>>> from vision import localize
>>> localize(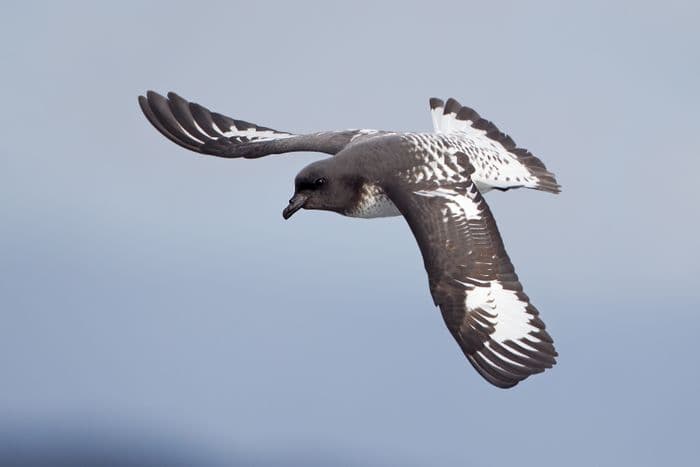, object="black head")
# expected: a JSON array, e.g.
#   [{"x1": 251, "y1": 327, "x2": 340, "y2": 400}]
[{"x1": 282, "y1": 160, "x2": 360, "y2": 219}]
